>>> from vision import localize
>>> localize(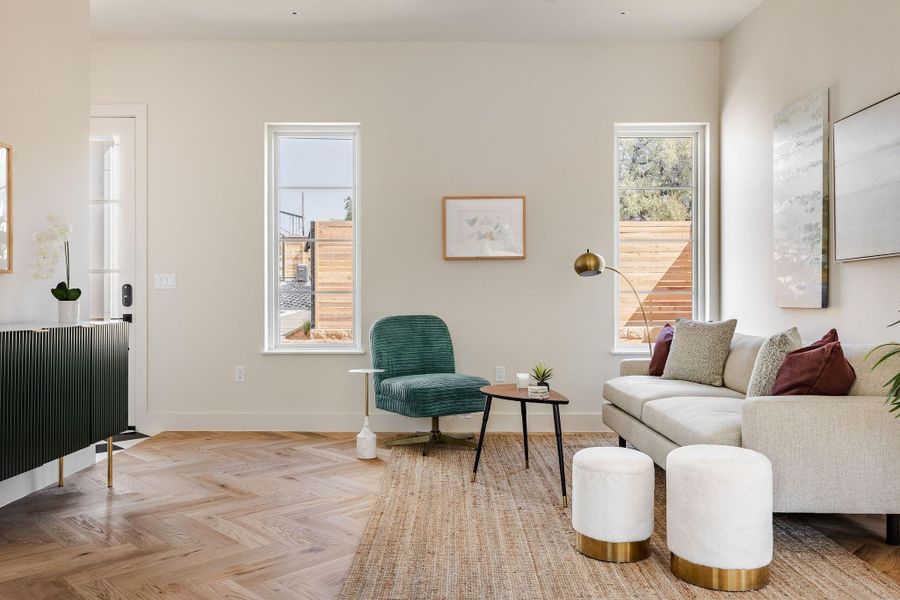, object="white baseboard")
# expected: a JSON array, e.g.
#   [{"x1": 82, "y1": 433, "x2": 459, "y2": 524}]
[
  {"x1": 0, "y1": 446, "x2": 95, "y2": 509},
  {"x1": 137, "y1": 410, "x2": 610, "y2": 436}
]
